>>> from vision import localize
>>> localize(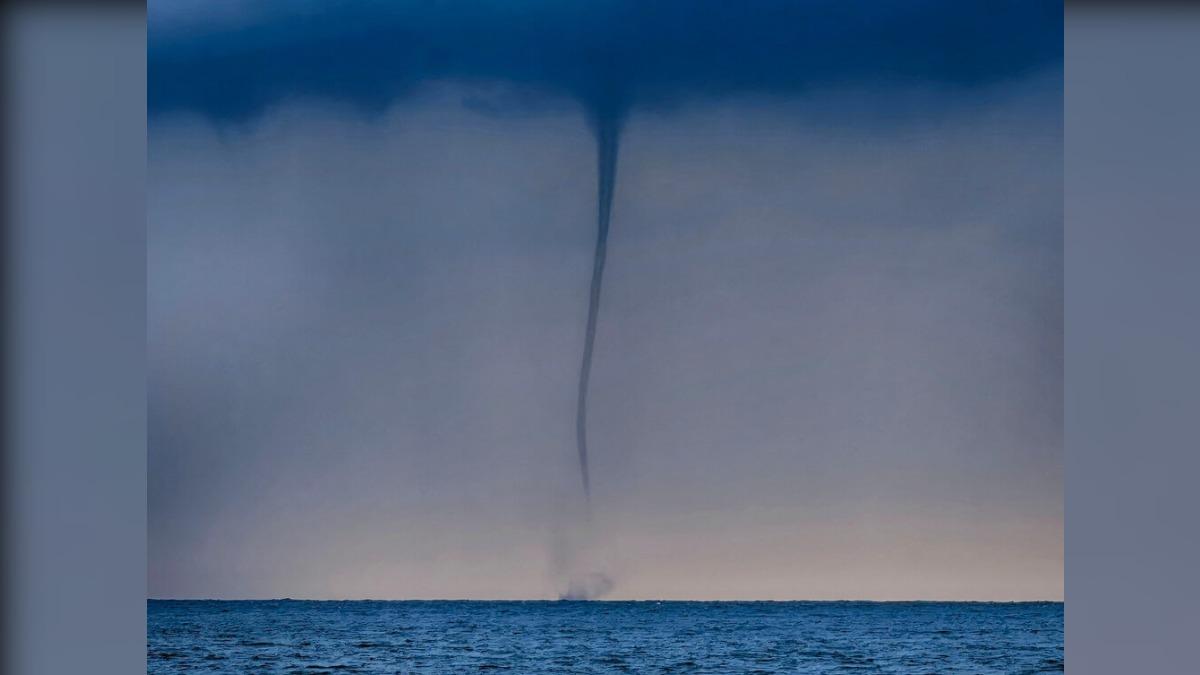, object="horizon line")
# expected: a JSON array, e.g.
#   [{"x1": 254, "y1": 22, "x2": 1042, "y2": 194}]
[{"x1": 148, "y1": 597, "x2": 1064, "y2": 604}]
